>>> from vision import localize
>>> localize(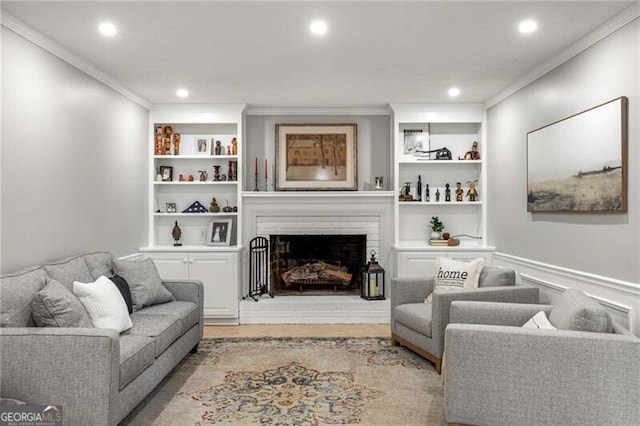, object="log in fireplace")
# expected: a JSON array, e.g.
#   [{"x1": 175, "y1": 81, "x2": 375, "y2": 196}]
[{"x1": 270, "y1": 234, "x2": 367, "y2": 295}]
